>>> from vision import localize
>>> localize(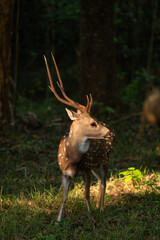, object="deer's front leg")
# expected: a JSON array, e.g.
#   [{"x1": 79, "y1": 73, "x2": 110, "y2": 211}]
[
  {"x1": 57, "y1": 175, "x2": 70, "y2": 222},
  {"x1": 83, "y1": 171, "x2": 91, "y2": 213}
]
